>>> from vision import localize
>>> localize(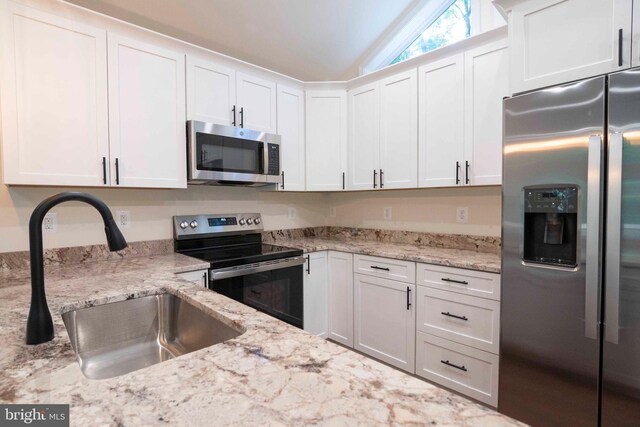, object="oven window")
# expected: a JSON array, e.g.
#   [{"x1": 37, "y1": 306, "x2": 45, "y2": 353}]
[{"x1": 196, "y1": 132, "x2": 263, "y2": 174}]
